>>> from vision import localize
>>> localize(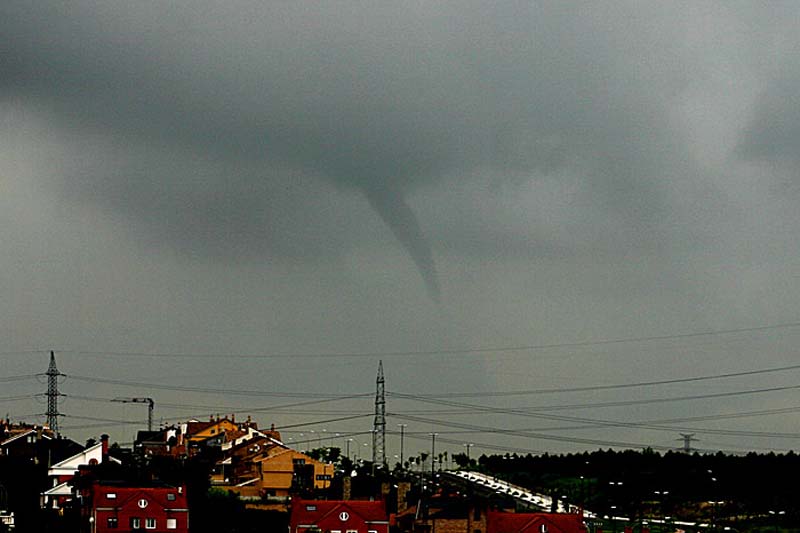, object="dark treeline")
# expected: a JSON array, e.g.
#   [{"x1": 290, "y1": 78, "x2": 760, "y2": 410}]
[{"x1": 455, "y1": 448, "x2": 799, "y2": 526}]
